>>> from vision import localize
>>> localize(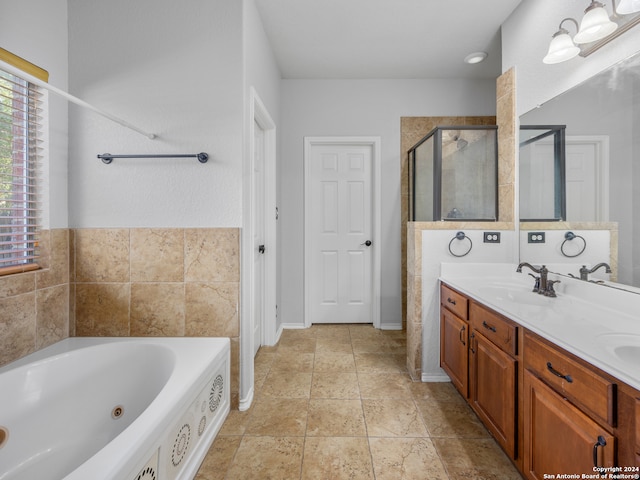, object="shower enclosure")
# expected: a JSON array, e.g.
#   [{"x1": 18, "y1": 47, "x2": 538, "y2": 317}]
[{"x1": 408, "y1": 126, "x2": 498, "y2": 221}]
